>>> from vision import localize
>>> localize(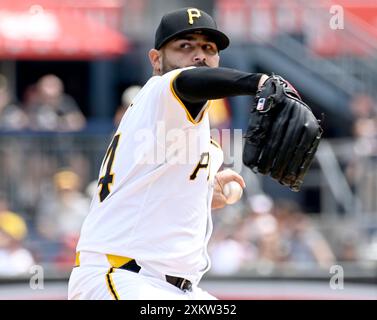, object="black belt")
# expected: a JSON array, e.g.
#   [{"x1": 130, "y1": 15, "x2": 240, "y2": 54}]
[{"x1": 119, "y1": 259, "x2": 192, "y2": 292}]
